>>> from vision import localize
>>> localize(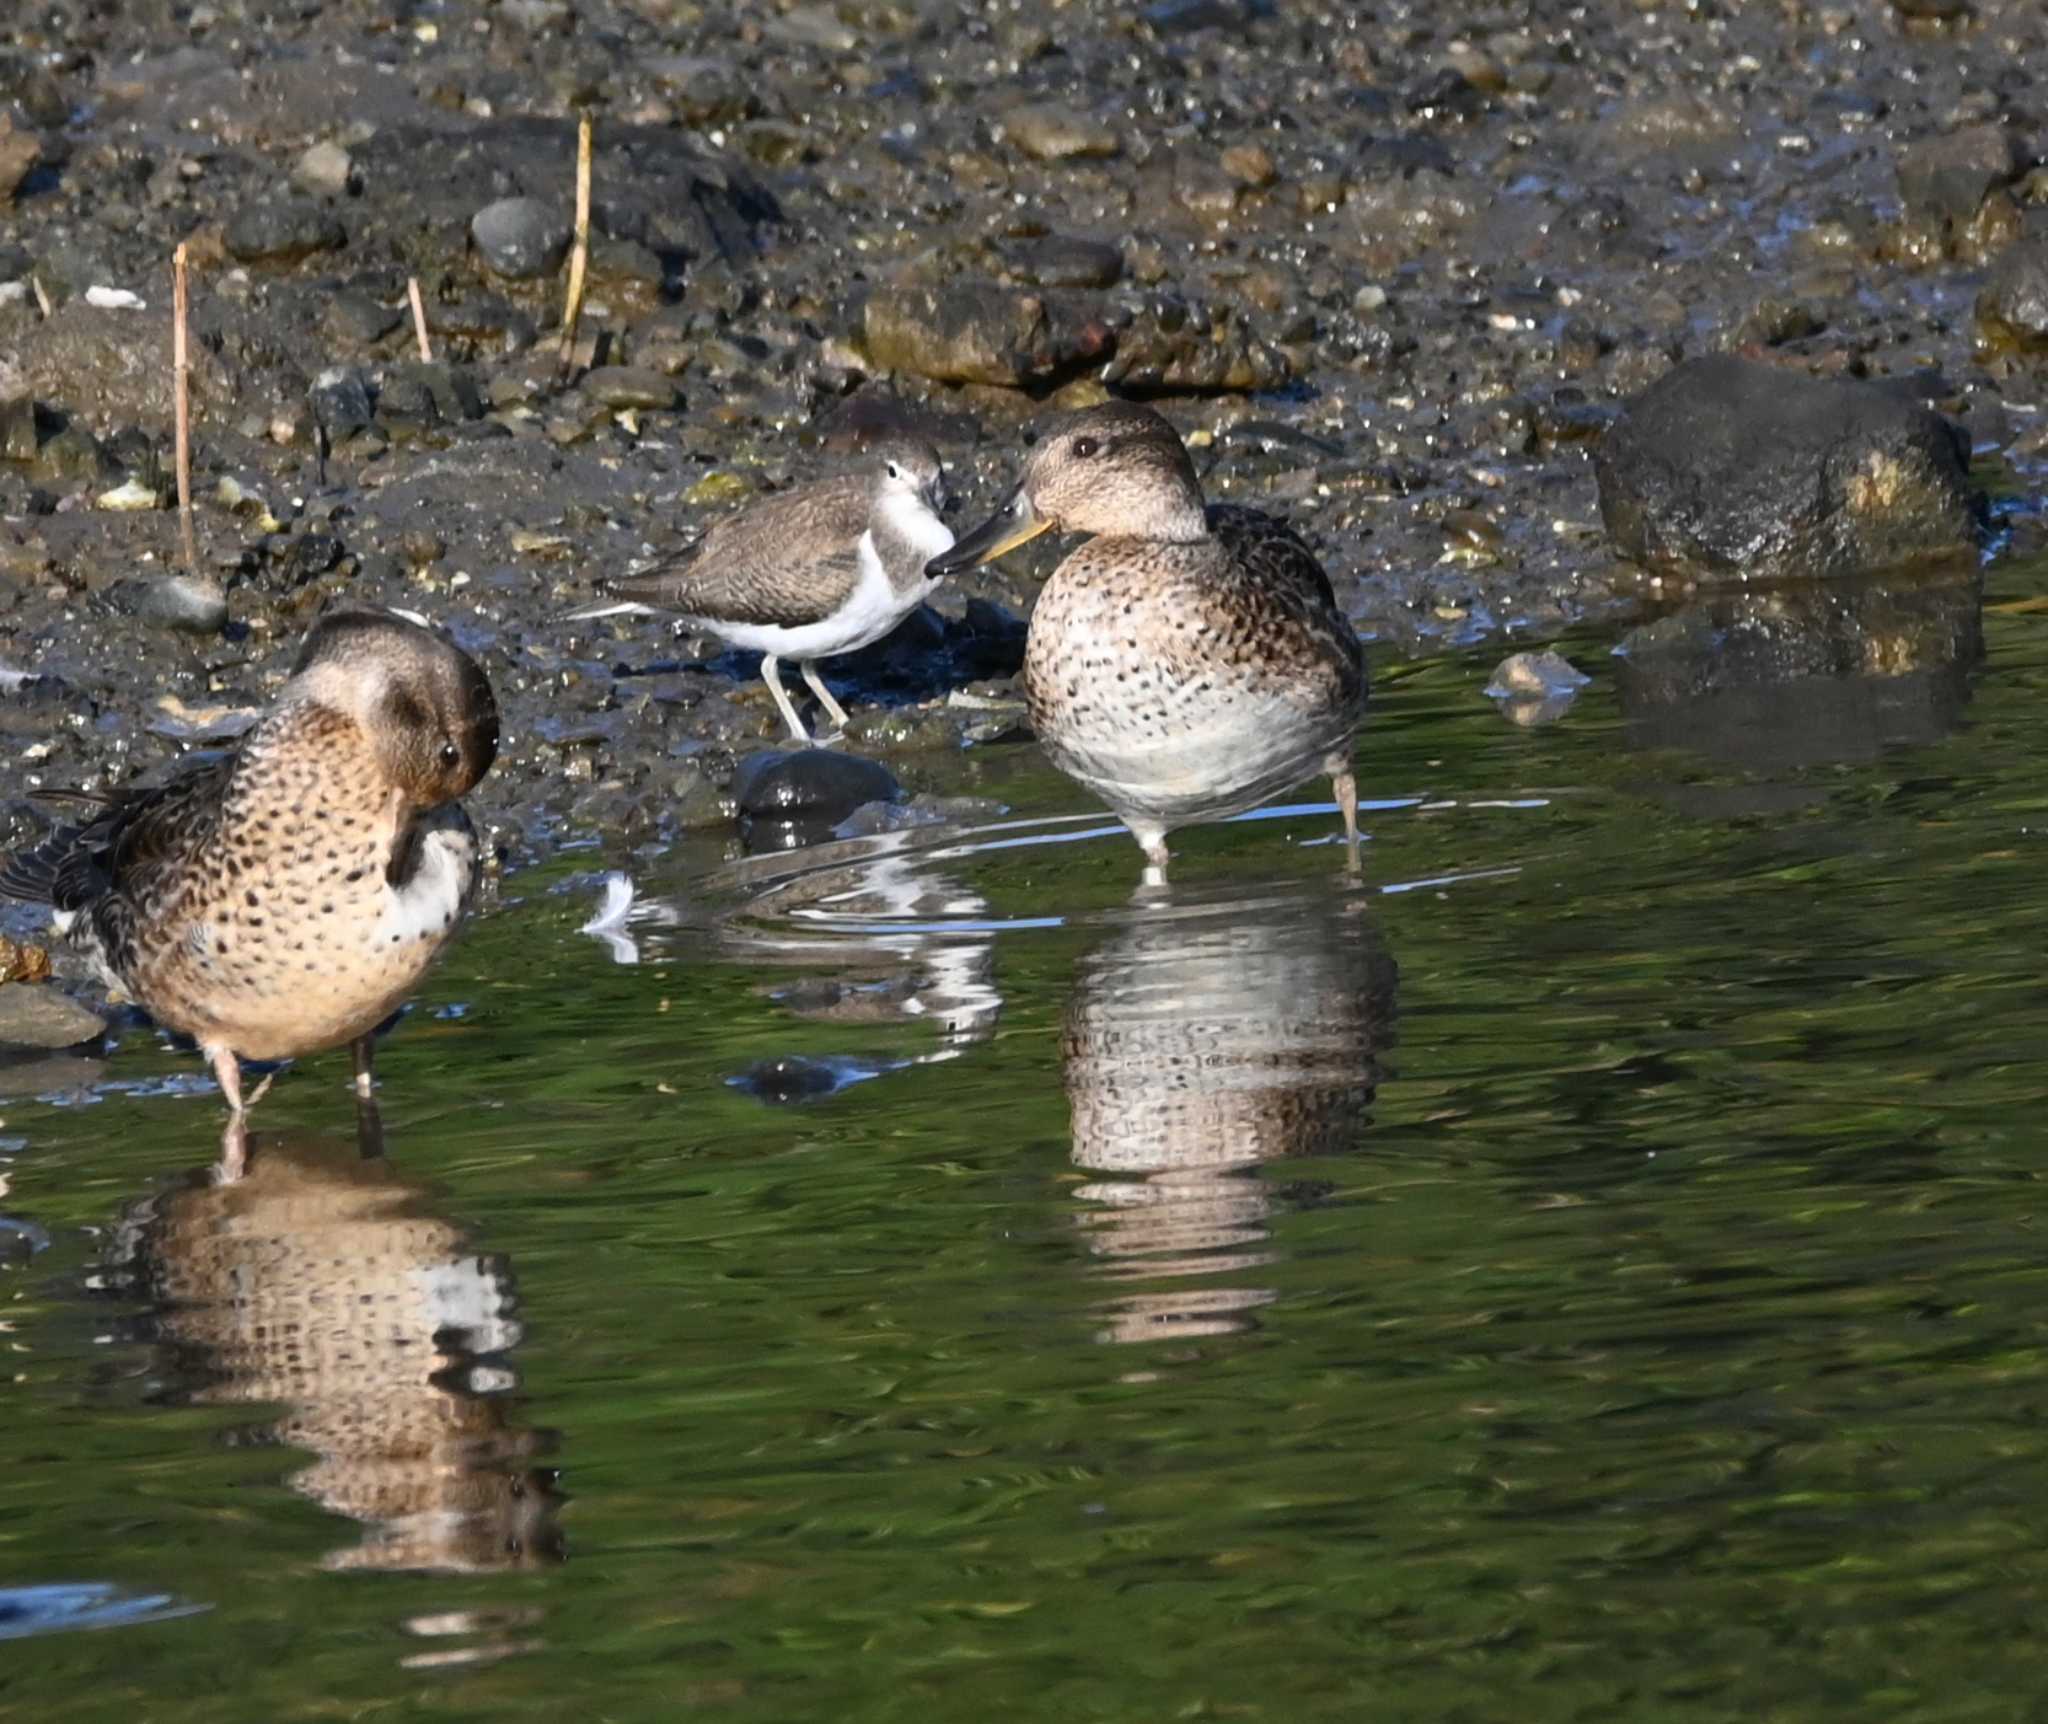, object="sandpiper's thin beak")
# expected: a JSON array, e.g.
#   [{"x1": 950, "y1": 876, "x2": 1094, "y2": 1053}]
[{"x1": 926, "y1": 487, "x2": 1051, "y2": 577}]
